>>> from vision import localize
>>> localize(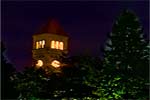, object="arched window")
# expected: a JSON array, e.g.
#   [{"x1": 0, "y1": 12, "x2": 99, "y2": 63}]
[
  {"x1": 51, "y1": 60, "x2": 60, "y2": 68},
  {"x1": 39, "y1": 41, "x2": 42, "y2": 48},
  {"x1": 59, "y1": 42, "x2": 64, "y2": 50},
  {"x1": 50, "y1": 40, "x2": 64, "y2": 50},
  {"x1": 56, "y1": 41, "x2": 59, "y2": 49},
  {"x1": 36, "y1": 60, "x2": 43, "y2": 67},
  {"x1": 36, "y1": 40, "x2": 46, "y2": 49},
  {"x1": 51, "y1": 40, "x2": 55, "y2": 49},
  {"x1": 36, "y1": 42, "x2": 39, "y2": 49},
  {"x1": 42, "y1": 40, "x2": 45, "y2": 48}
]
